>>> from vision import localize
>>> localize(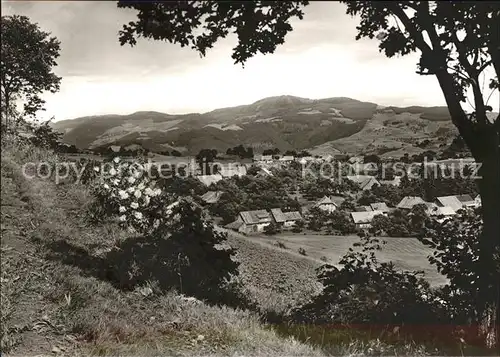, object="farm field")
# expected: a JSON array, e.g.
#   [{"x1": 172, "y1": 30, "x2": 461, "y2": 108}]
[{"x1": 256, "y1": 233, "x2": 448, "y2": 287}]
